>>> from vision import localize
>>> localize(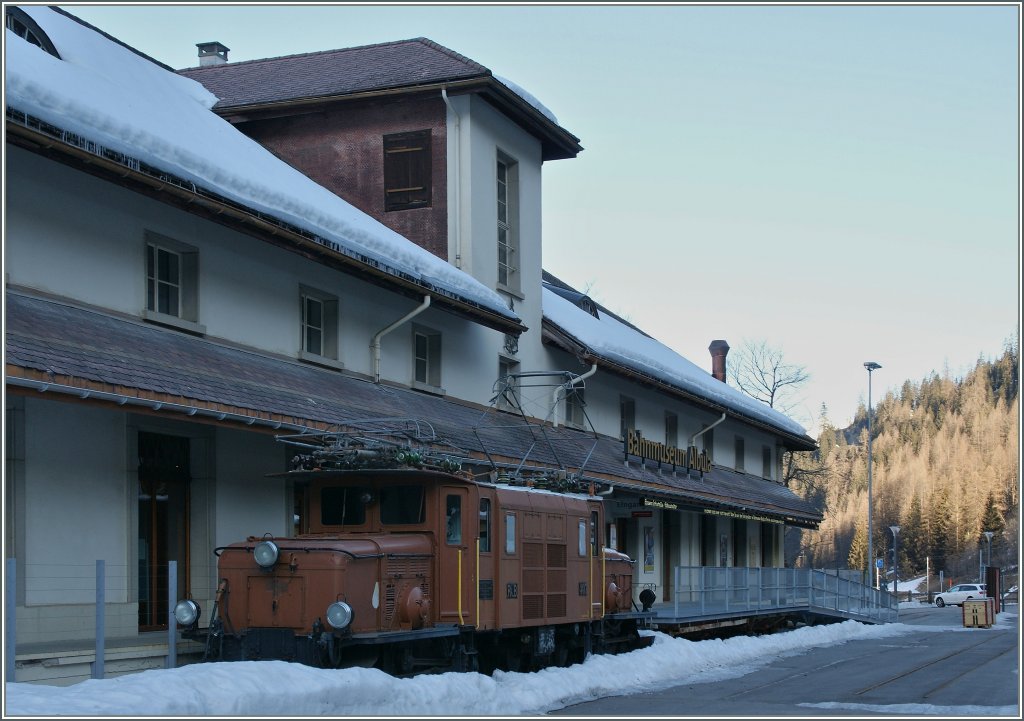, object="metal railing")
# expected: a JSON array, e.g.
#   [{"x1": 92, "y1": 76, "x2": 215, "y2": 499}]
[
  {"x1": 669, "y1": 566, "x2": 899, "y2": 624},
  {"x1": 5, "y1": 558, "x2": 184, "y2": 682}
]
